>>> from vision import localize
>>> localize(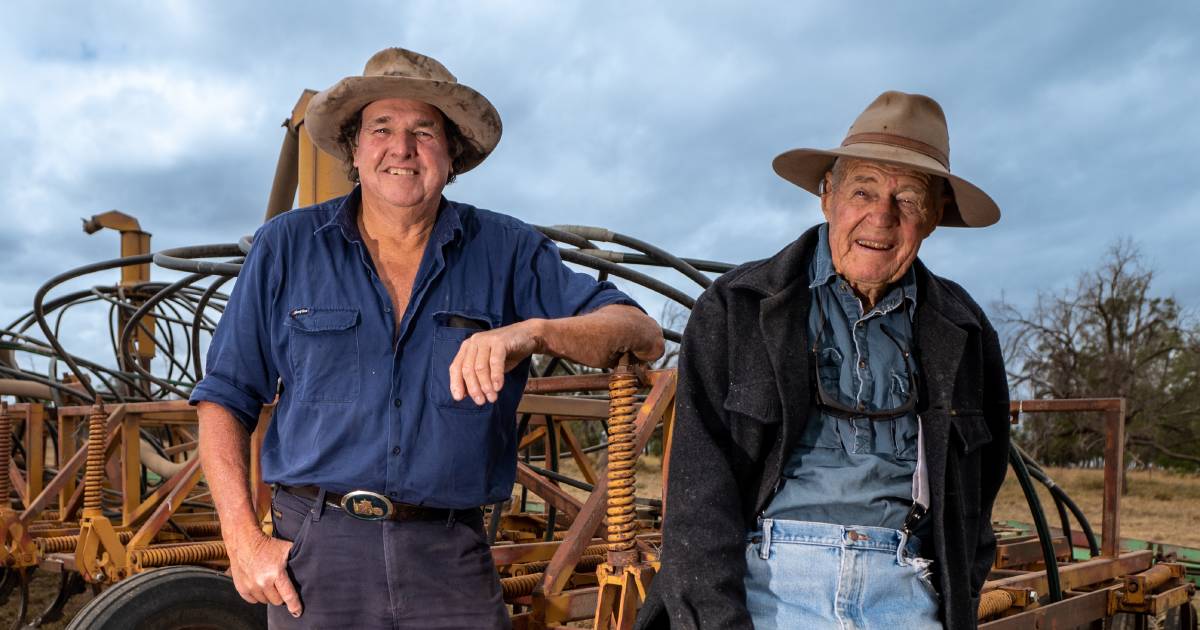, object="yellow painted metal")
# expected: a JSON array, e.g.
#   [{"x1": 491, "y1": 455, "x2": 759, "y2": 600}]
[
  {"x1": 291, "y1": 90, "x2": 354, "y2": 208},
  {"x1": 82, "y1": 210, "x2": 156, "y2": 363}
]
